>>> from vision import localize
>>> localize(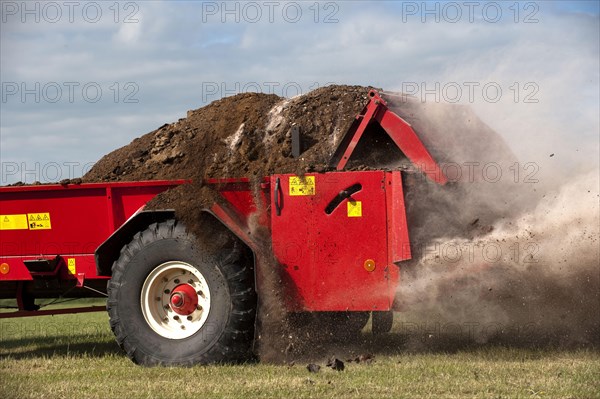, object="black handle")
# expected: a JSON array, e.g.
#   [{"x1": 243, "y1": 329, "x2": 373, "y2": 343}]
[
  {"x1": 325, "y1": 183, "x2": 362, "y2": 214},
  {"x1": 274, "y1": 177, "x2": 282, "y2": 216}
]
